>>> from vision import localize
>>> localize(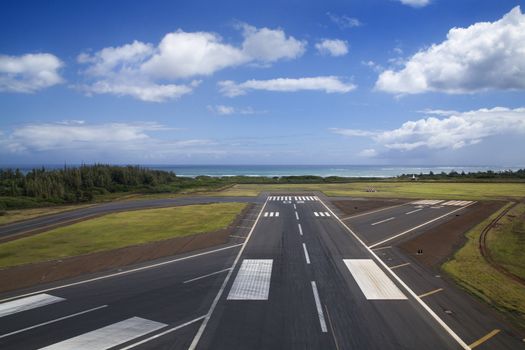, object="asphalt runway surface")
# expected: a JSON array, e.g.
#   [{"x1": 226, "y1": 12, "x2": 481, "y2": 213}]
[{"x1": 0, "y1": 194, "x2": 523, "y2": 349}]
